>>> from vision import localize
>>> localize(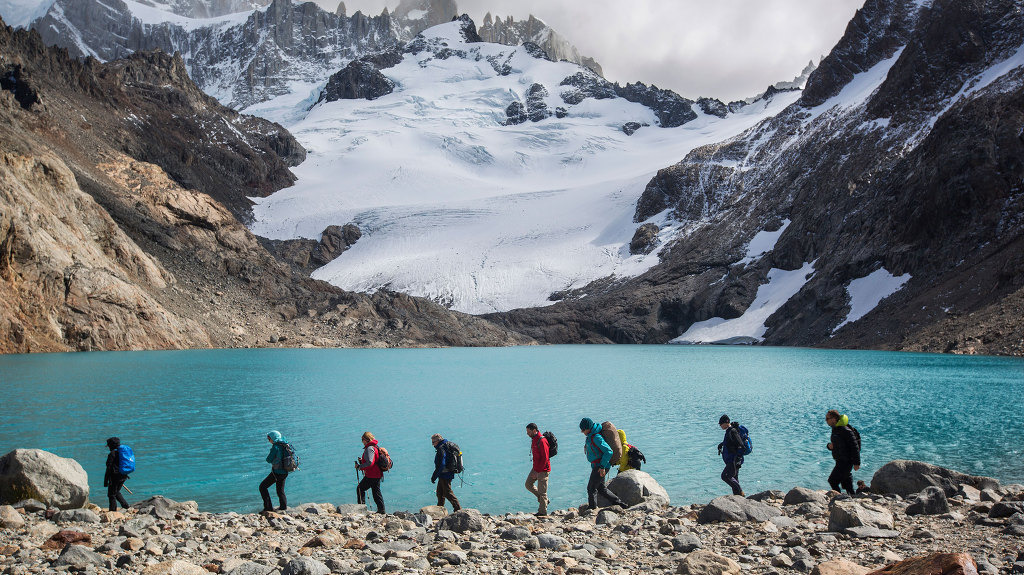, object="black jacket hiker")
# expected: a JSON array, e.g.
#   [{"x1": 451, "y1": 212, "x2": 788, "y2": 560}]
[{"x1": 827, "y1": 414, "x2": 861, "y2": 495}]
